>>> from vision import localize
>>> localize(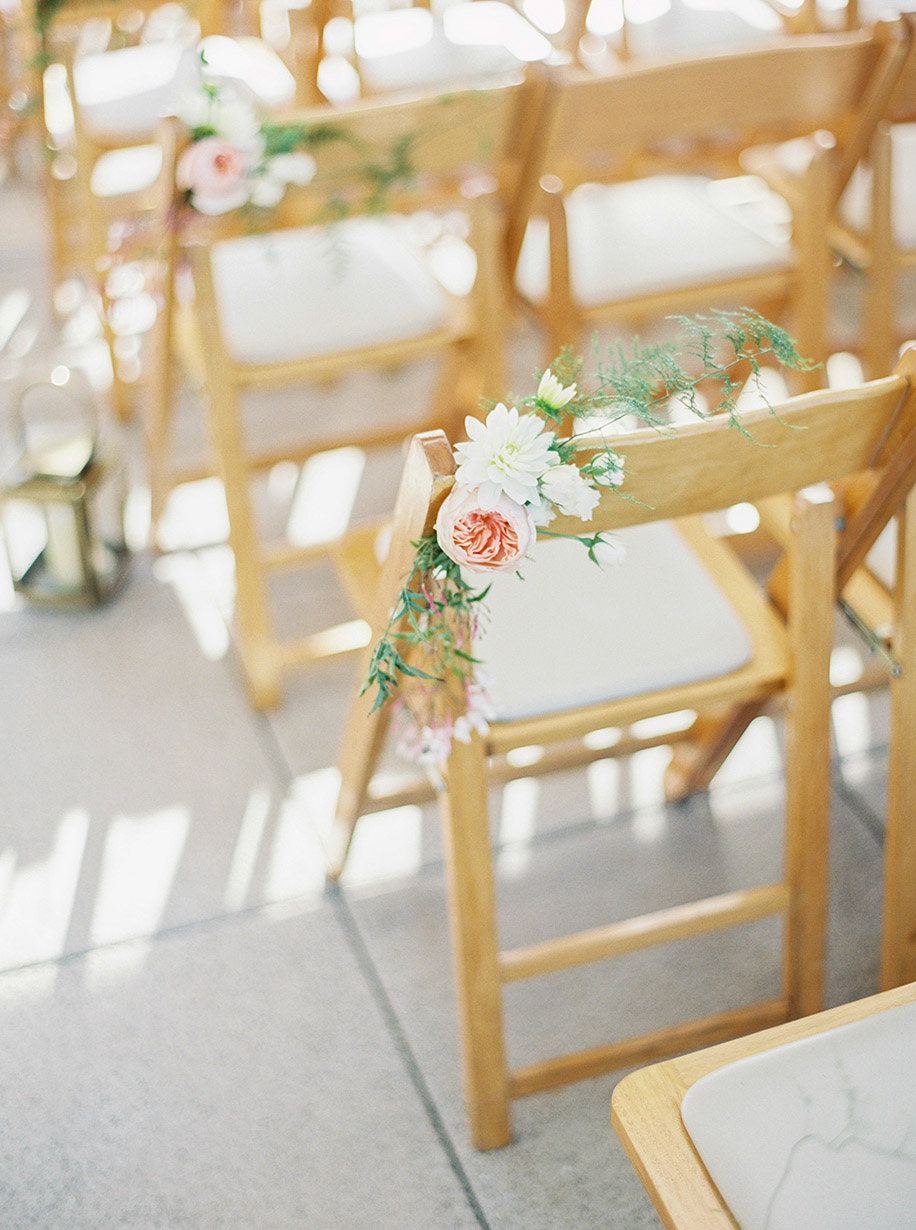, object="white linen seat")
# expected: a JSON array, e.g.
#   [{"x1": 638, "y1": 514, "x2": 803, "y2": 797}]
[
  {"x1": 208, "y1": 219, "x2": 451, "y2": 366},
  {"x1": 478, "y1": 522, "x2": 754, "y2": 720},
  {"x1": 514, "y1": 175, "x2": 790, "y2": 309},
  {"x1": 353, "y1": 1, "x2": 552, "y2": 94}
]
